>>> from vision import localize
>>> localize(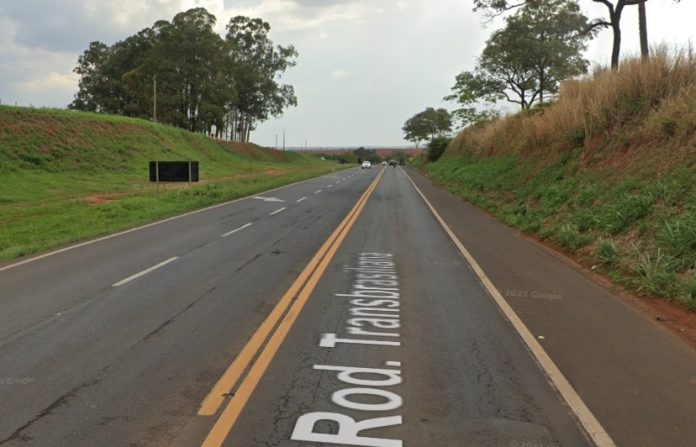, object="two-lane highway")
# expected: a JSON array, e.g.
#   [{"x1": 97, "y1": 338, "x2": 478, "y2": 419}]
[
  {"x1": 1, "y1": 165, "x2": 616, "y2": 446},
  {"x1": 0, "y1": 167, "x2": 377, "y2": 446}
]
